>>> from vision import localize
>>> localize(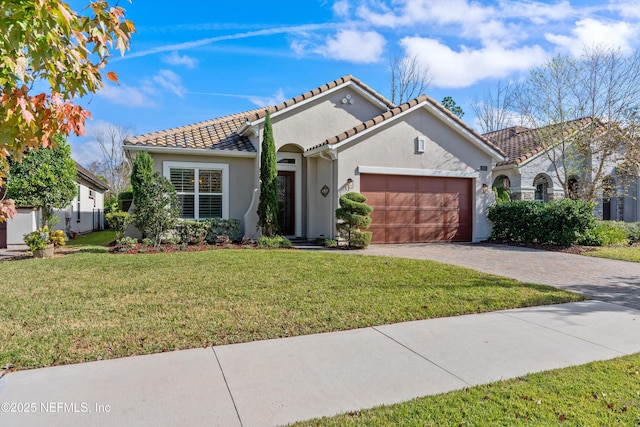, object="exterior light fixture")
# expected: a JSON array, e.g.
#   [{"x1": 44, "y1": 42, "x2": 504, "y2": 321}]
[
  {"x1": 346, "y1": 178, "x2": 354, "y2": 189},
  {"x1": 482, "y1": 184, "x2": 489, "y2": 193}
]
